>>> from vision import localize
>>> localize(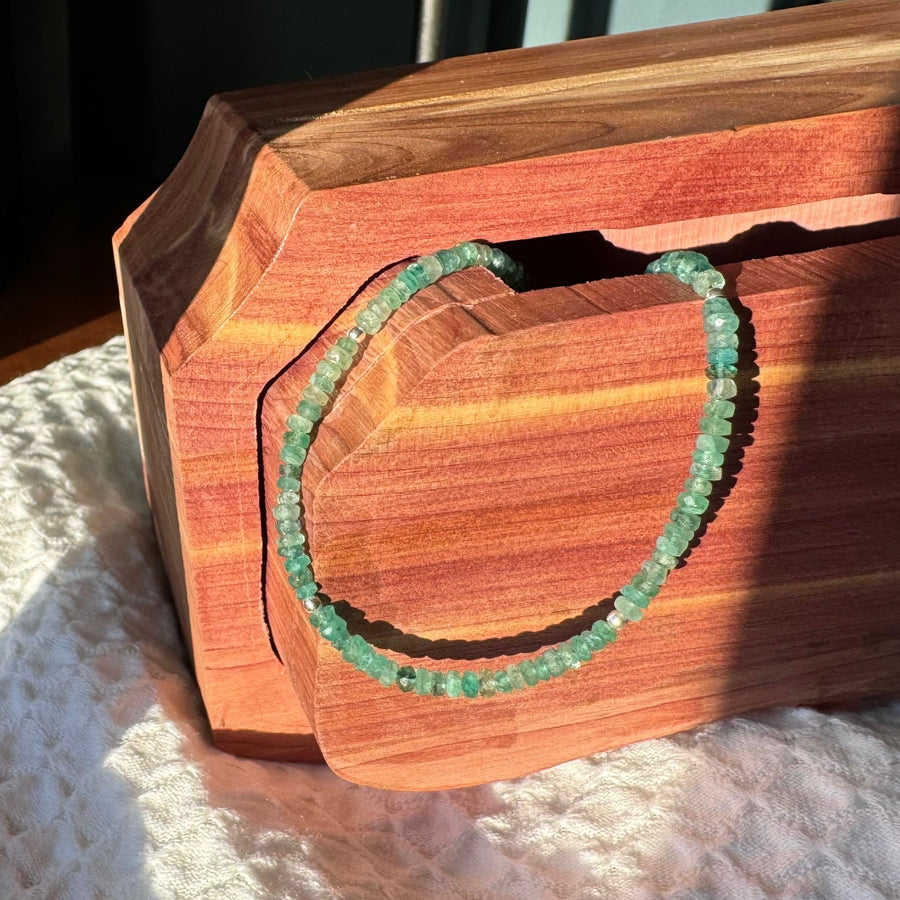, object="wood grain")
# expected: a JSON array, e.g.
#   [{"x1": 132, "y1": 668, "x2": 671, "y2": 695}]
[{"x1": 112, "y1": 0, "x2": 900, "y2": 783}]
